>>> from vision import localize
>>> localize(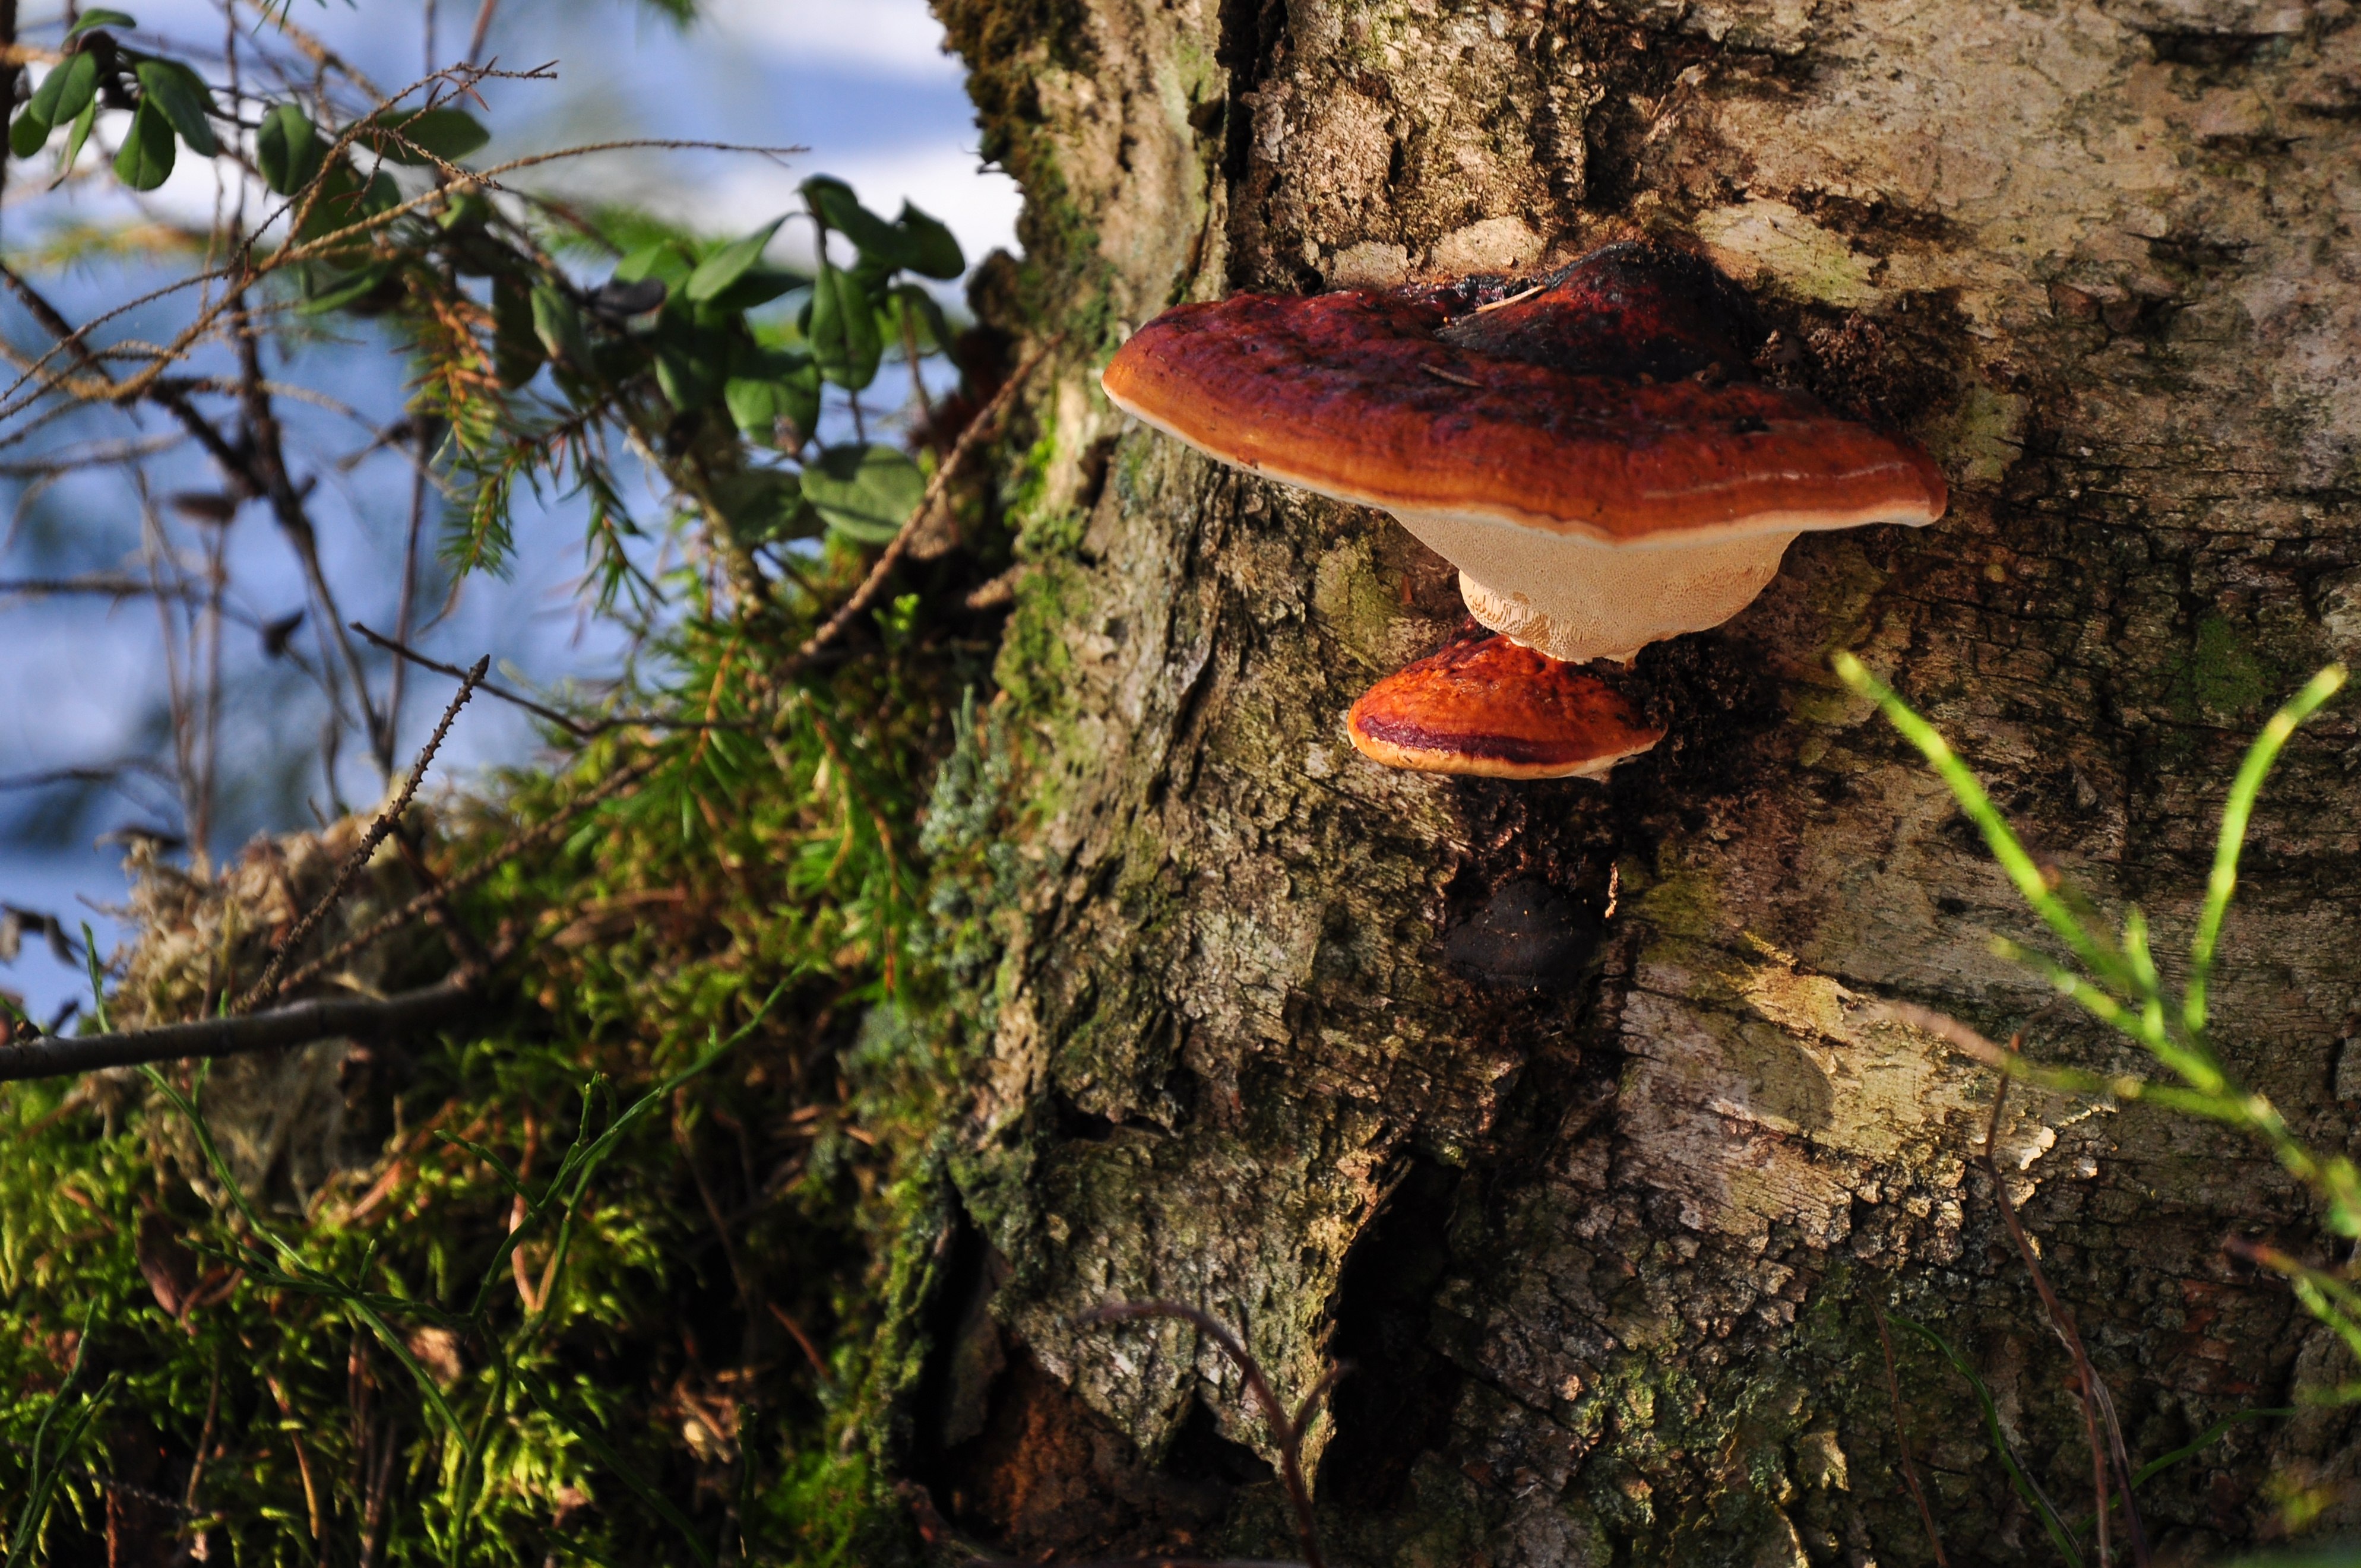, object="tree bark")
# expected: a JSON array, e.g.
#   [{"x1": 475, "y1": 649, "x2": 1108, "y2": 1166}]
[{"x1": 919, "y1": 1, "x2": 2361, "y2": 1563}]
